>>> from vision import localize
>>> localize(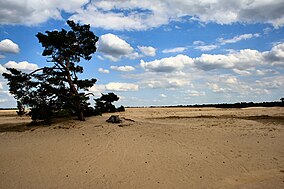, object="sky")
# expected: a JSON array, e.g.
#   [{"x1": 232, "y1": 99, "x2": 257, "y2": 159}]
[{"x1": 0, "y1": 0, "x2": 284, "y2": 108}]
